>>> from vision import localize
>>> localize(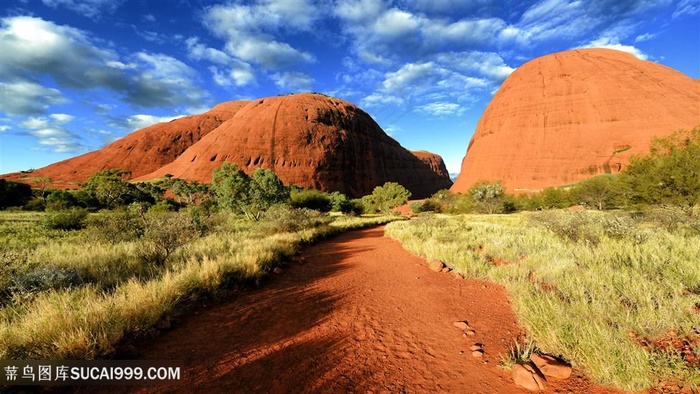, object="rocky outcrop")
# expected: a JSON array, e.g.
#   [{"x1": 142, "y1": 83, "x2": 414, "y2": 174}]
[
  {"x1": 140, "y1": 93, "x2": 452, "y2": 198},
  {"x1": 452, "y1": 48, "x2": 700, "y2": 193},
  {"x1": 4, "y1": 101, "x2": 249, "y2": 187}
]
